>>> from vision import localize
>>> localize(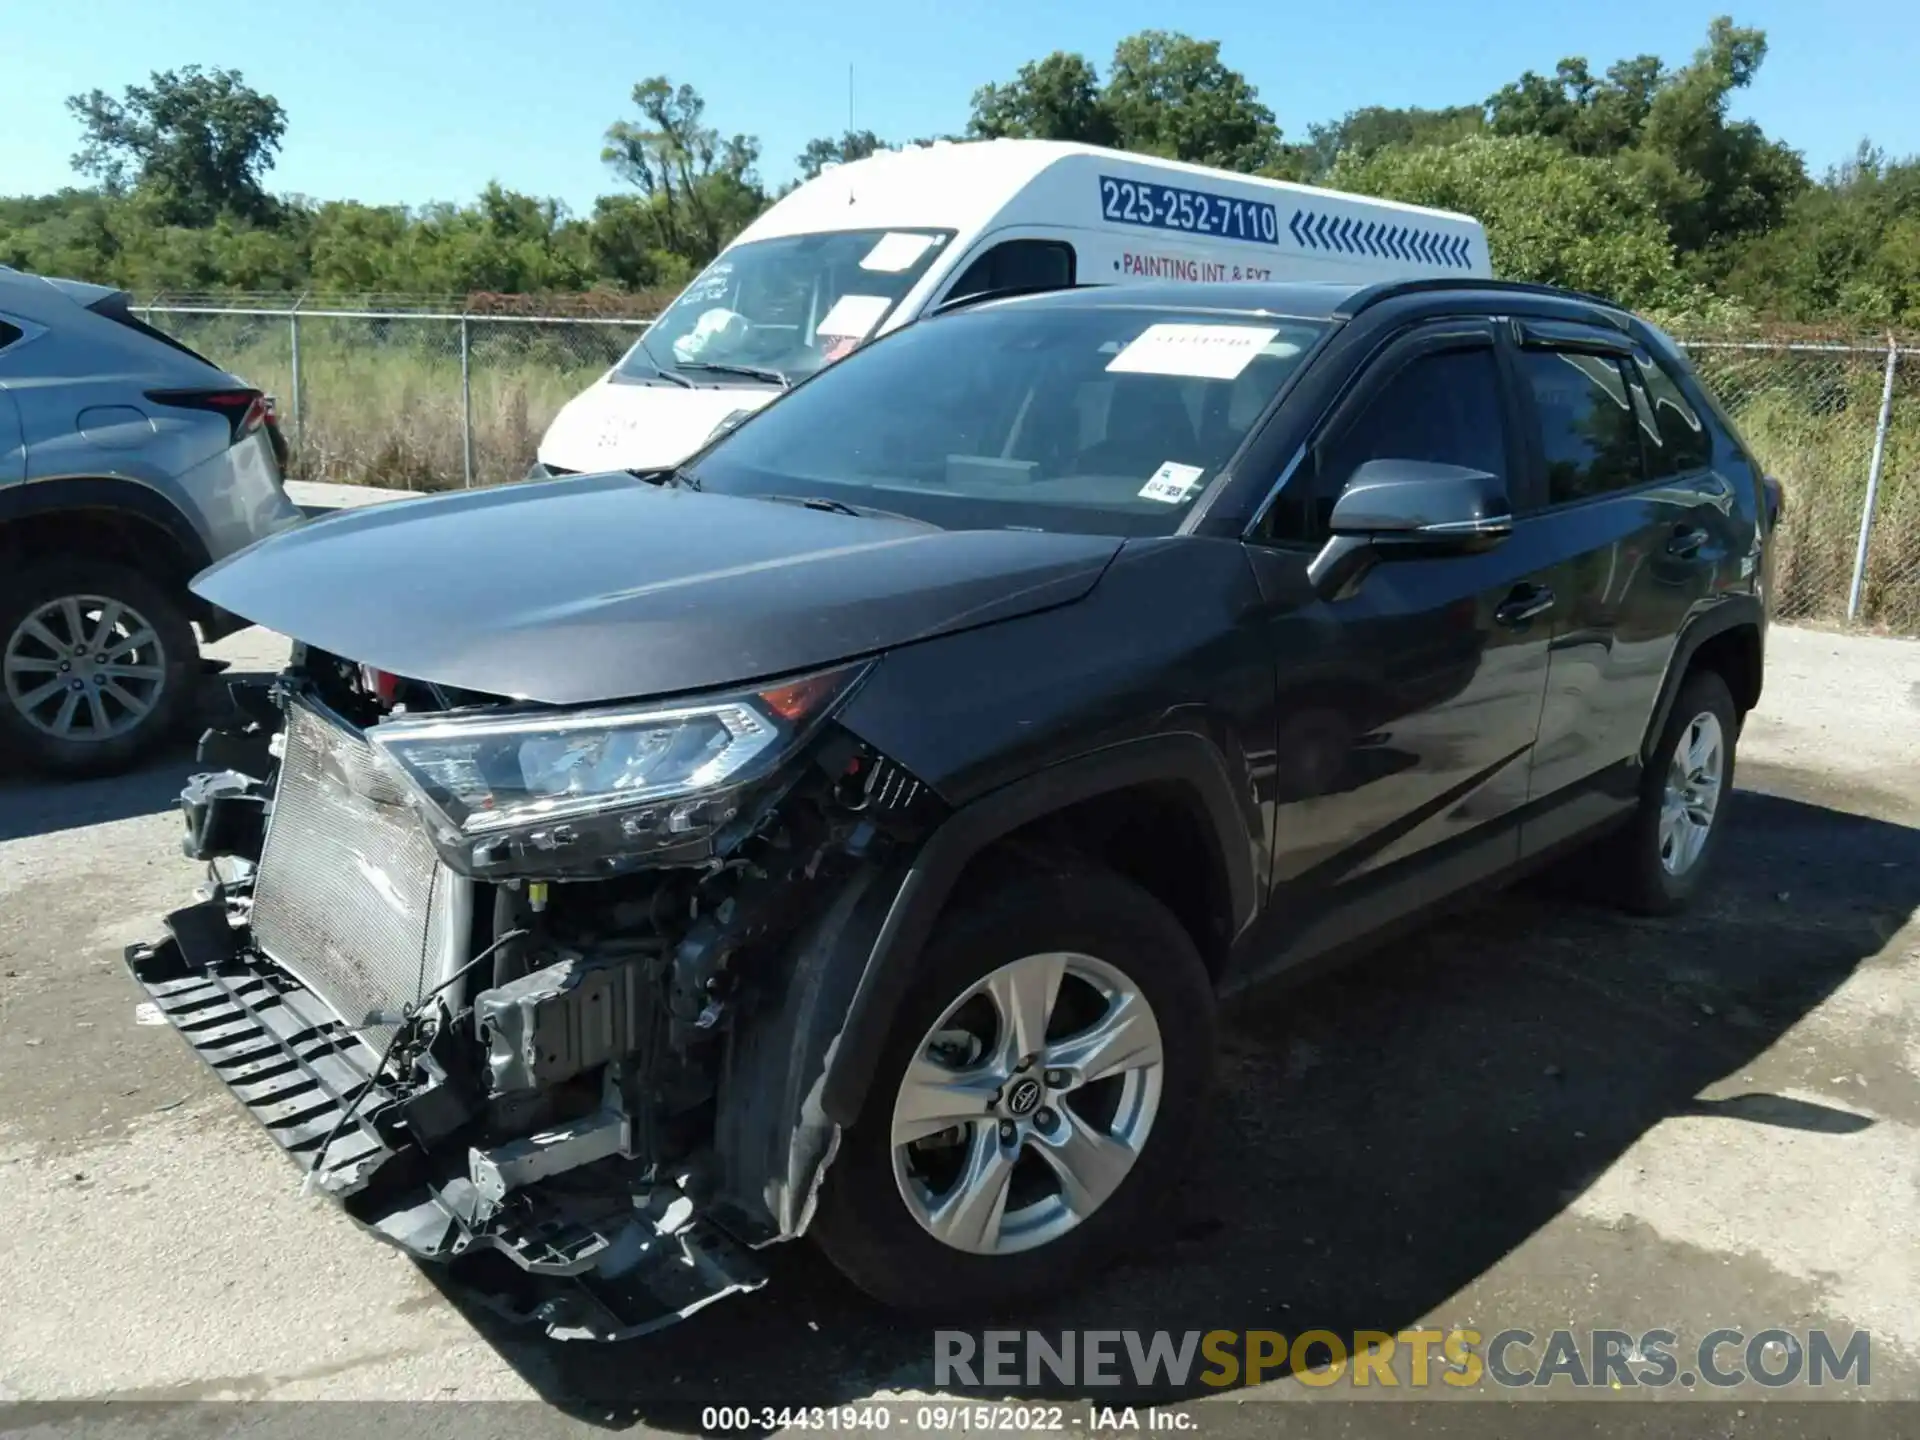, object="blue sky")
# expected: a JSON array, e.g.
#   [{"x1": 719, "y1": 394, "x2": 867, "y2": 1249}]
[{"x1": 1, "y1": 0, "x2": 1912, "y2": 213}]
